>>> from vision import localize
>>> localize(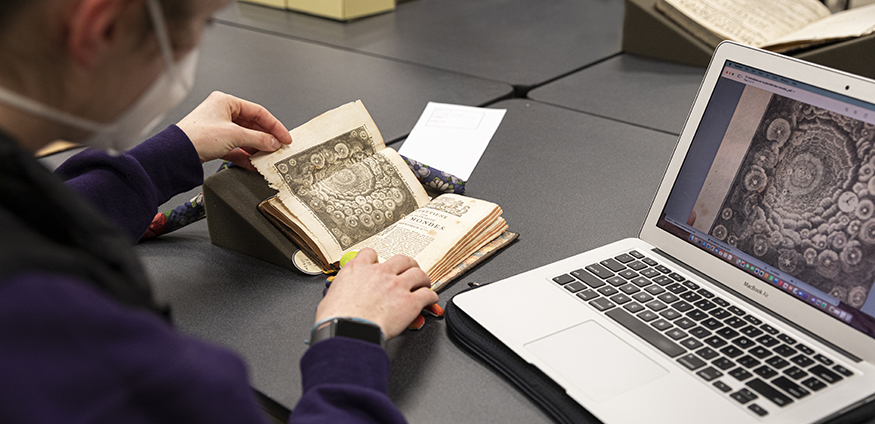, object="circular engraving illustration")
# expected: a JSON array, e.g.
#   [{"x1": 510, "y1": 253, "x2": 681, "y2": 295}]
[
  {"x1": 710, "y1": 96, "x2": 875, "y2": 302},
  {"x1": 272, "y1": 126, "x2": 418, "y2": 249}
]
